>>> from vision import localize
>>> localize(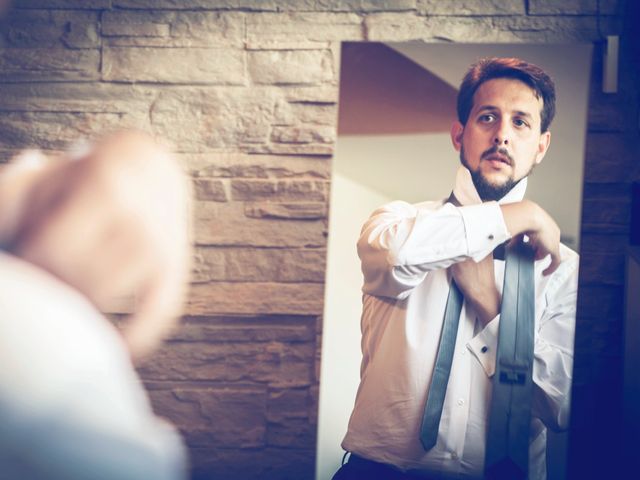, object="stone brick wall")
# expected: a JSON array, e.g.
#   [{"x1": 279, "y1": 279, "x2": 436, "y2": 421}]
[{"x1": 0, "y1": 1, "x2": 636, "y2": 479}]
